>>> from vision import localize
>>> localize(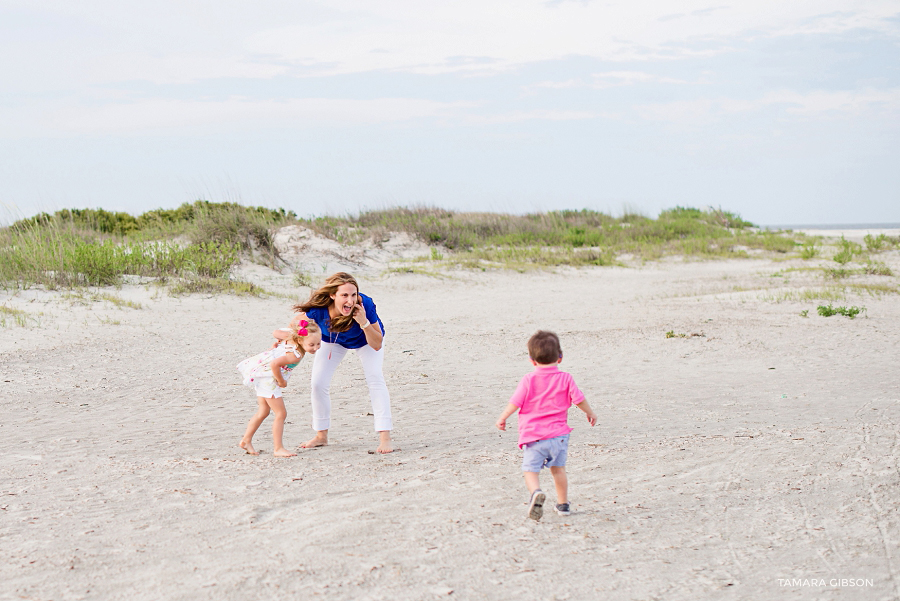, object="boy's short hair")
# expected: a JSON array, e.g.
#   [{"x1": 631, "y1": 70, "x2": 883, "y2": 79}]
[{"x1": 528, "y1": 330, "x2": 561, "y2": 364}]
